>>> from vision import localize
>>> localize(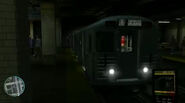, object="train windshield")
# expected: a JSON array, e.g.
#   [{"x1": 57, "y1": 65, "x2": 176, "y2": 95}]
[{"x1": 96, "y1": 32, "x2": 115, "y2": 52}]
